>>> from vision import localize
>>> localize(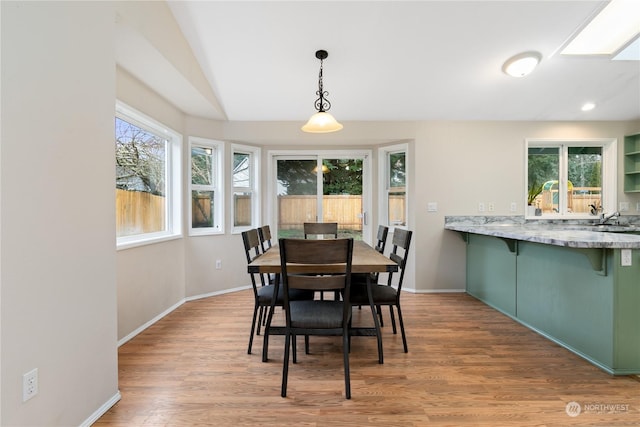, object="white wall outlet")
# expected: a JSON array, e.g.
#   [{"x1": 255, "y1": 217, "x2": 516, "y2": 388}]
[
  {"x1": 620, "y1": 202, "x2": 629, "y2": 212},
  {"x1": 215, "y1": 259, "x2": 222, "y2": 269},
  {"x1": 621, "y1": 249, "x2": 632, "y2": 267},
  {"x1": 478, "y1": 202, "x2": 485, "y2": 212},
  {"x1": 487, "y1": 203, "x2": 495, "y2": 212},
  {"x1": 23, "y1": 368, "x2": 38, "y2": 402},
  {"x1": 510, "y1": 202, "x2": 517, "y2": 212},
  {"x1": 427, "y1": 202, "x2": 438, "y2": 212}
]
